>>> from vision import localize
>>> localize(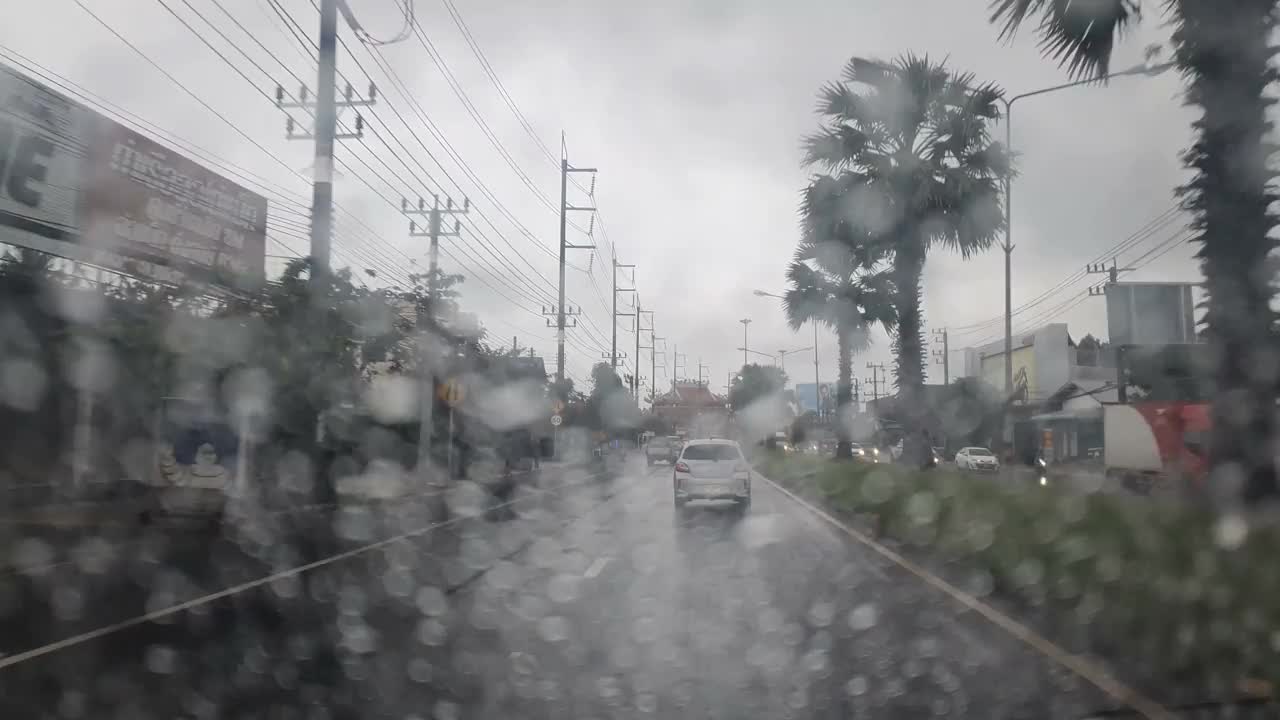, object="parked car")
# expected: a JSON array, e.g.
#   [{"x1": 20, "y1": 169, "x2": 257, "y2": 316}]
[
  {"x1": 673, "y1": 439, "x2": 752, "y2": 512},
  {"x1": 955, "y1": 447, "x2": 1000, "y2": 472}
]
